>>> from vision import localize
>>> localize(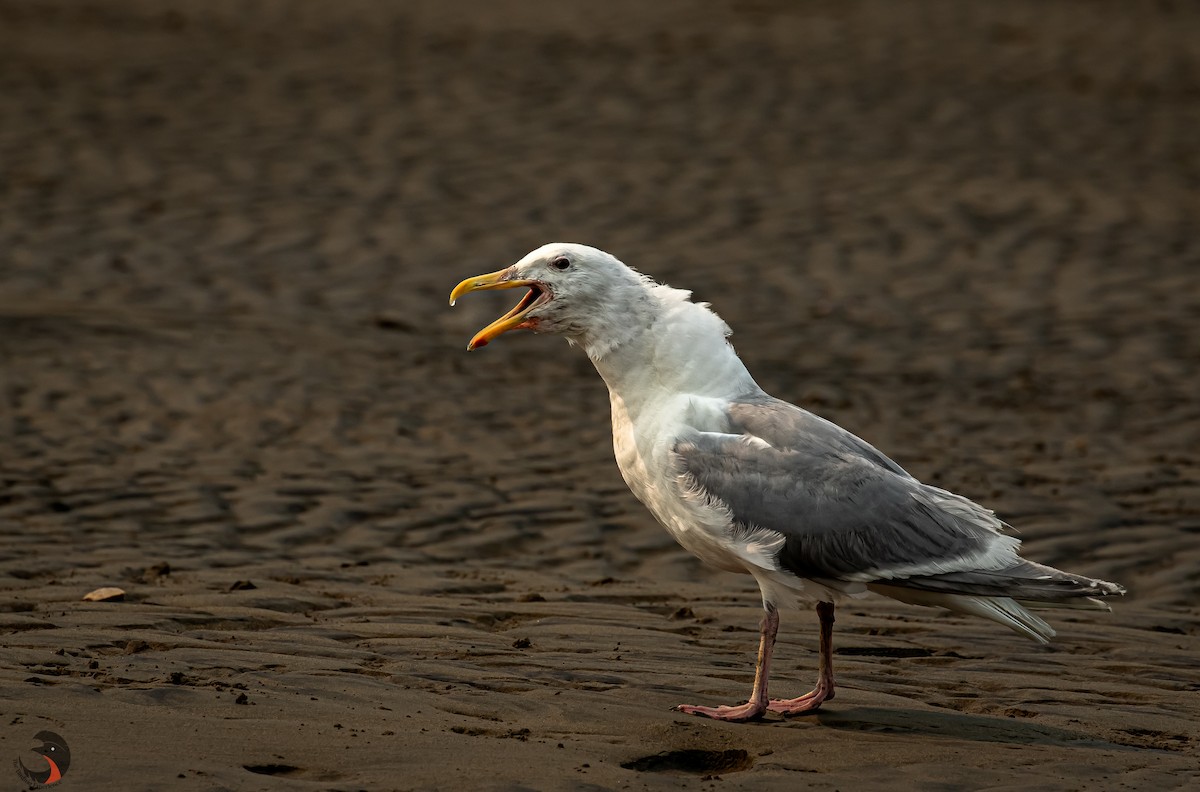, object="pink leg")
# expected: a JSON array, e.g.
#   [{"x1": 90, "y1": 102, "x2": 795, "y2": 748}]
[
  {"x1": 767, "y1": 600, "x2": 835, "y2": 716},
  {"x1": 675, "y1": 605, "x2": 778, "y2": 722}
]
